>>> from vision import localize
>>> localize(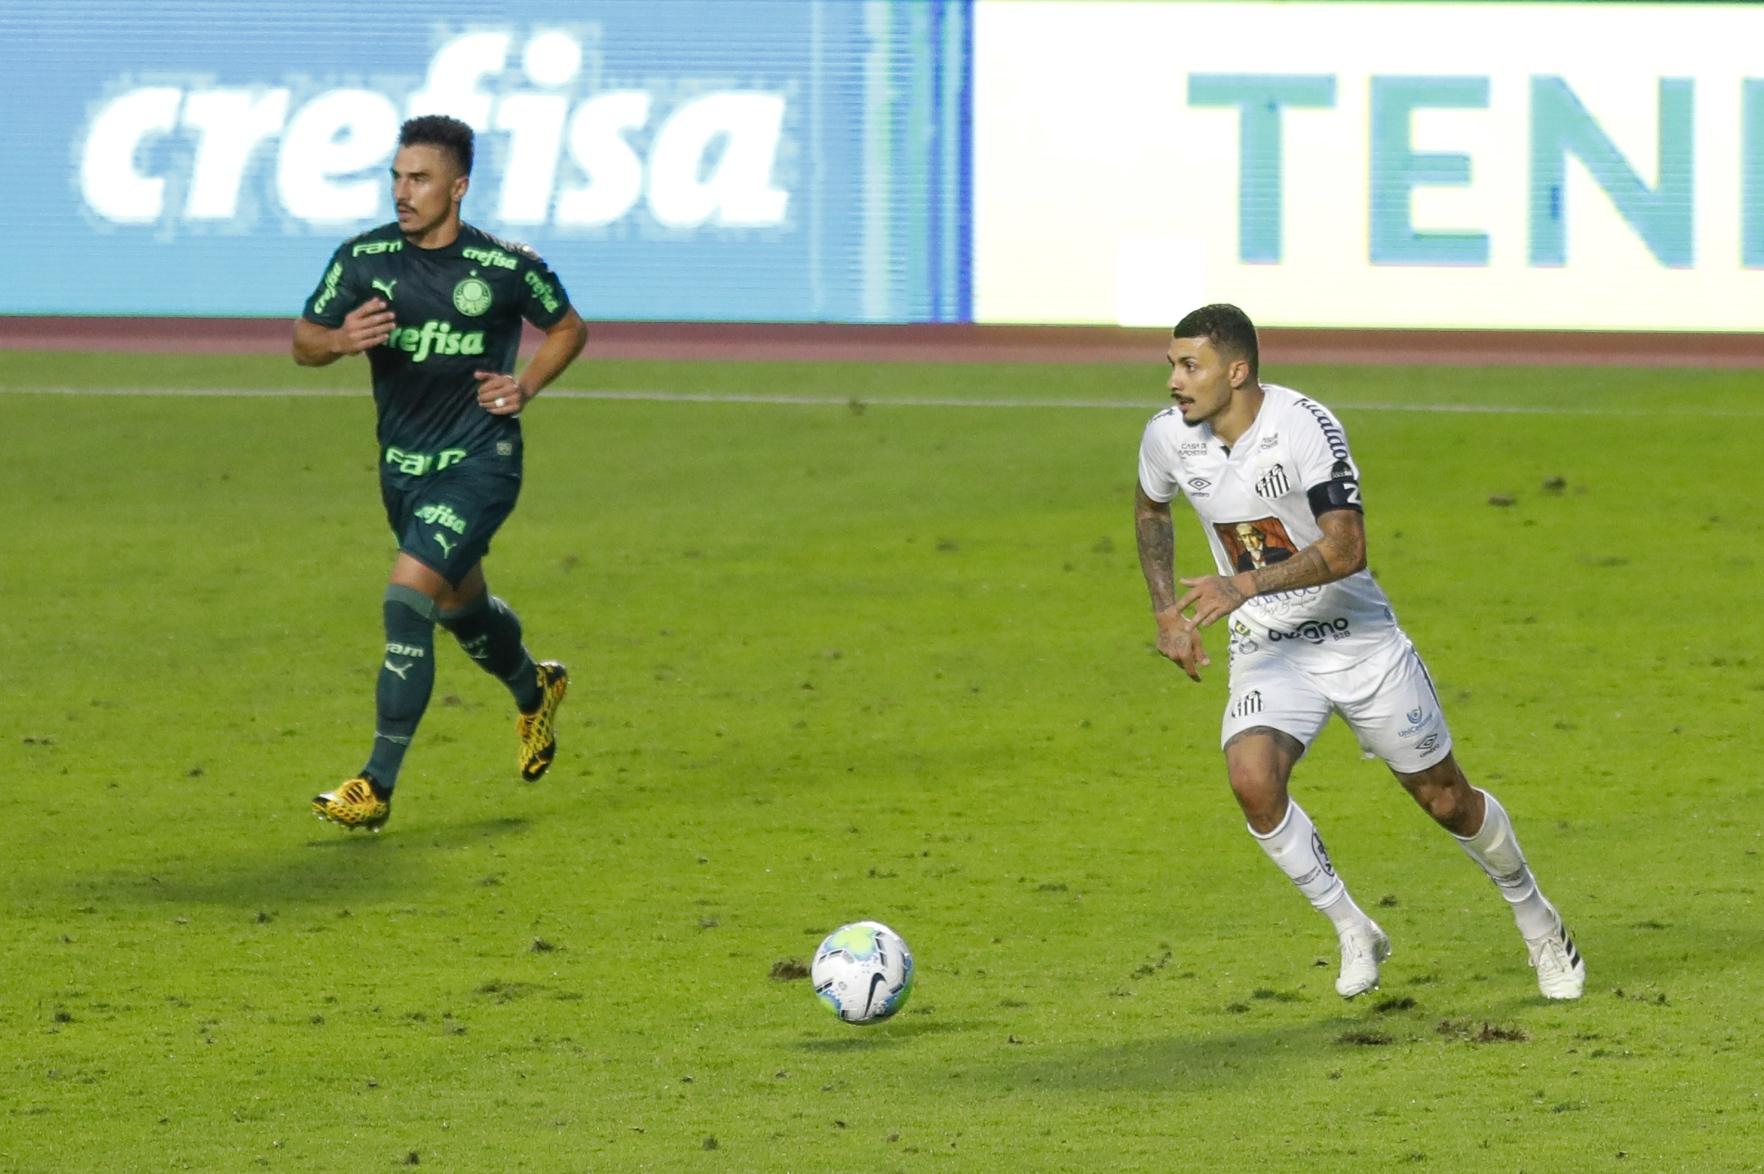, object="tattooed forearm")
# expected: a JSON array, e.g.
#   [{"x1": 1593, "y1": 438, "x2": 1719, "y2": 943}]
[
  {"x1": 1238, "y1": 509, "x2": 1368, "y2": 600},
  {"x1": 1246, "y1": 545, "x2": 1333, "y2": 597},
  {"x1": 1134, "y1": 495, "x2": 1178, "y2": 611}
]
